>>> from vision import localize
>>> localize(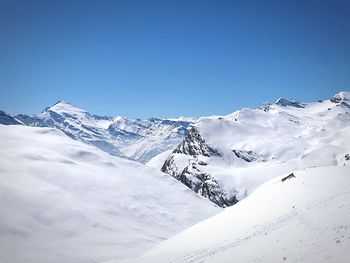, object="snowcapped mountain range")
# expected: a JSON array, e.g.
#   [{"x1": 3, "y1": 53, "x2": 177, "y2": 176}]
[
  {"x1": 1, "y1": 91, "x2": 350, "y2": 263},
  {"x1": 12, "y1": 101, "x2": 193, "y2": 163},
  {"x1": 159, "y1": 91, "x2": 350, "y2": 207},
  {"x1": 2, "y1": 92, "x2": 350, "y2": 208}
]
